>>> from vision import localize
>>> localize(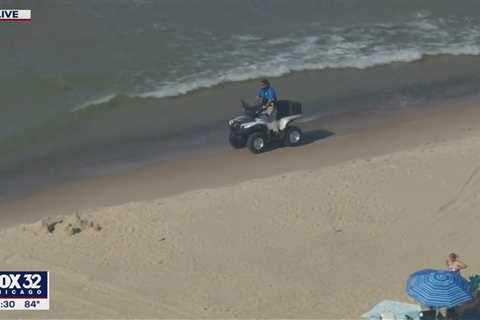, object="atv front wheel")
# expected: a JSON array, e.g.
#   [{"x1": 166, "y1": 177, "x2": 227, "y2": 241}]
[
  {"x1": 247, "y1": 132, "x2": 267, "y2": 154},
  {"x1": 284, "y1": 126, "x2": 303, "y2": 146},
  {"x1": 229, "y1": 133, "x2": 246, "y2": 149}
]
